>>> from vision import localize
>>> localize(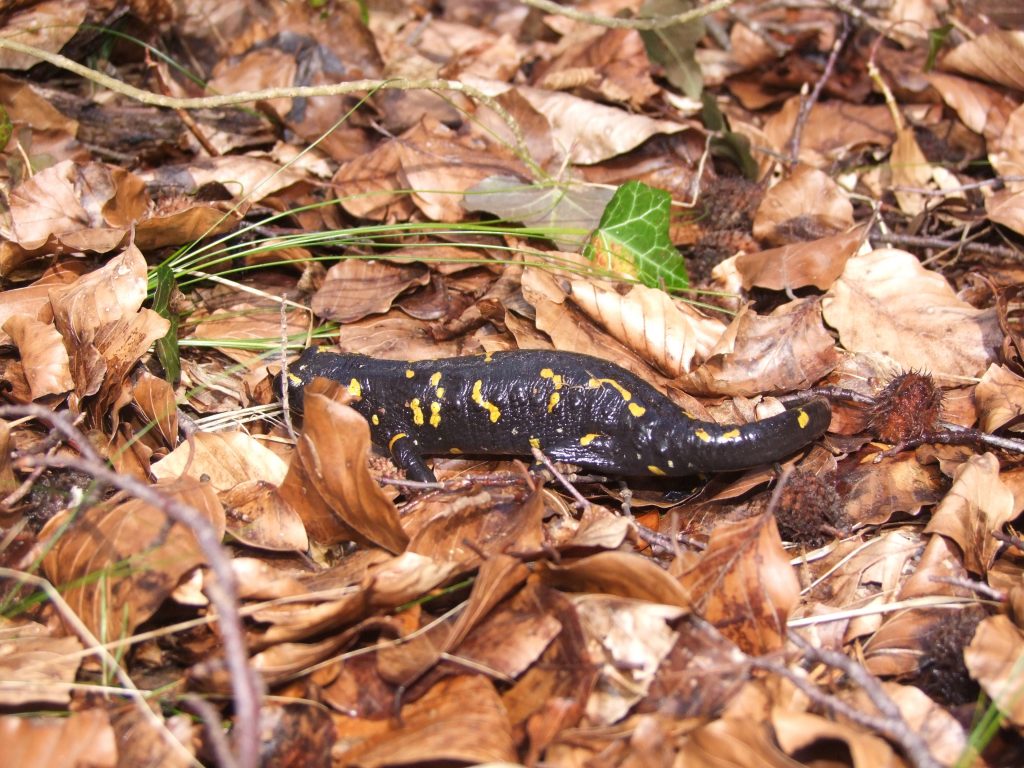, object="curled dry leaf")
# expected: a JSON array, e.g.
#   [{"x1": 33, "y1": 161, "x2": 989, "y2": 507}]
[
  {"x1": 40, "y1": 478, "x2": 225, "y2": 643},
  {"x1": 0, "y1": 2, "x2": 87, "y2": 71},
  {"x1": 839, "y1": 453, "x2": 946, "y2": 527},
  {"x1": 151, "y1": 430, "x2": 289, "y2": 491},
  {"x1": 753, "y1": 166, "x2": 854, "y2": 247},
  {"x1": 0, "y1": 710, "x2": 116, "y2": 768},
  {"x1": 312, "y1": 259, "x2": 430, "y2": 324},
  {"x1": 822, "y1": 248, "x2": 1001, "y2": 382},
  {"x1": 924, "y1": 452, "x2": 1016, "y2": 574},
  {"x1": 336, "y1": 675, "x2": 516, "y2": 766},
  {"x1": 736, "y1": 225, "x2": 865, "y2": 292},
  {"x1": 193, "y1": 305, "x2": 310, "y2": 366},
  {"x1": 0, "y1": 619, "x2": 83, "y2": 706},
  {"x1": 574, "y1": 594, "x2": 684, "y2": 726},
  {"x1": 989, "y1": 104, "x2": 1024, "y2": 192},
  {"x1": 566, "y1": 279, "x2": 726, "y2": 377},
  {"x1": 681, "y1": 298, "x2": 837, "y2": 397},
  {"x1": 333, "y1": 136, "x2": 416, "y2": 221},
  {"x1": 139, "y1": 156, "x2": 304, "y2": 204},
  {"x1": 986, "y1": 187, "x2": 1024, "y2": 235},
  {"x1": 924, "y1": 72, "x2": 1015, "y2": 143},
  {"x1": 131, "y1": 371, "x2": 179, "y2": 449},
  {"x1": 763, "y1": 98, "x2": 896, "y2": 167},
  {"x1": 975, "y1": 363, "x2": 1024, "y2": 432},
  {"x1": 539, "y1": 550, "x2": 692, "y2": 609},
  {"x1": 890, "y1": 125, "x2": 934, "y2": 216},
  {"x1": 679, "y1": 514, "x2": 798, "y2": 655},
  {"x1": 222, "y1": 479, "x2": 309, "y2": 553},
  {"x1": 0, "y1": 262, "x2": 85, "y2": 343},
  {"x1": 48, "y1": 244, "x2": 148, "y2": 337},
  {"x1": 296, "y1": 386, "x2": 408, "y2": 554},
  {"x1": 9, "y1": 160, "x2": 148, "y2": 252},
  {"x1": 1, "y1": 314, "x2": 73, "y2": 400},
  {"x1": 965, "y1": 615, "x2": 1024, "y2": 726},
  {"x1": 941, "y1": 29, "x2": 1024, "y2": 92},
  {"x1": 772, "y1": 709, "x2": 900, "y2": 767},
  {"x1": 517, "y1": 85, "x2": 688, "y2": 165}
]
